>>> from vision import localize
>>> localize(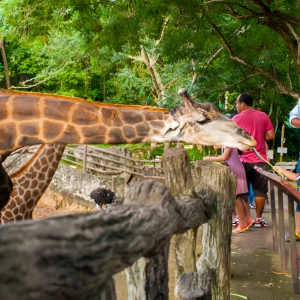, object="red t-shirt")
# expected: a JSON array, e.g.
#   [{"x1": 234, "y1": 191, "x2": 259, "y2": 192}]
[{"x1": 233, "y1": 109, "x2": 274, "y2": 163}]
